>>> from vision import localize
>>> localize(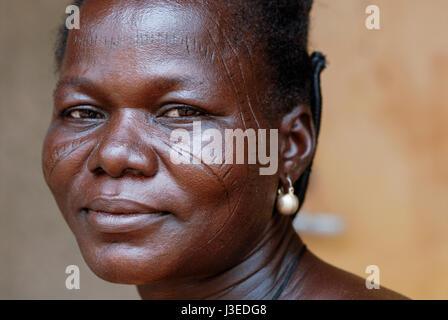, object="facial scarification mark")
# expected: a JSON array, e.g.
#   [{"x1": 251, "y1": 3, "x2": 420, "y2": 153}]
[
  {"x1": 162, "y1": 121, "x2": 251, "y2": 249},
  {"x1": 205, "y1": 29, "x2": 246, "y2": 129},
  {"x1": 184, "y1": 33, "x2": 215, "y2": 62},
  {"x1": 72, "y1": 32, "x2": 216, "y2": 63},
  {"x1": 222, "y1": 166, "x2": 233, "y2": 180},
  {"x1": 203, "y1": 6, "x2": 262, "y2": 129},
  {"x1": 201, "y1": 24, "x2": 262, "y2": 247},
  {"x1": 236, "y1": 42, "x2": 262, "y2": 129},
  {"x1": 159, "y1": 138, "x2": 231, "y2": 210},
  {"x1": 212, "y1": 19, "x2": 261, "y2": 130},
  {"x1": 243, "y1": 43, "x2": 264, "y2": 124},
  {"x1": 158, "y1": 132, "x2": 250, "y2": 250},
  {"x1": 218, "y1": 161, "x2": 227, "y2": 170},
  {"x1": 185, "y1": 34, "x2": 190, "y2": 54},
  {"x1": 47, "y1": 135, "x2": 91, "y2": 176}
]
